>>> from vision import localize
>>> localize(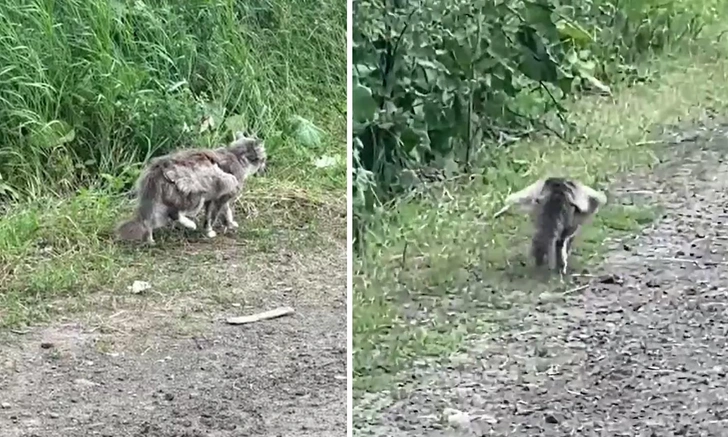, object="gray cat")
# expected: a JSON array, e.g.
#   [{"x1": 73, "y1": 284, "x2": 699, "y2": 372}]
[
  {"x1": 116, "y1": 133, "x2": 267, "y2": 244},
  {"x1": 494, "y1": 177, "x2": 607, "y2": 274}
]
